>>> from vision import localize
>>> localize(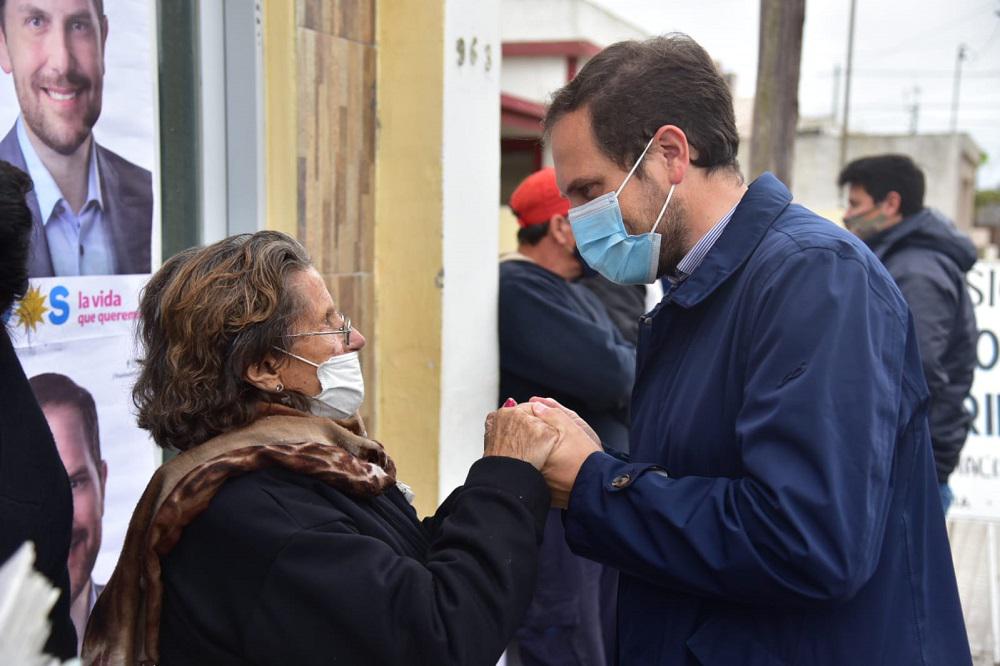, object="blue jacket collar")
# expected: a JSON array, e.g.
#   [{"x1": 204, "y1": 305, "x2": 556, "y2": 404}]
[{"x1": 667, "y1": 172, "x2": 791, "y2": 309}]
